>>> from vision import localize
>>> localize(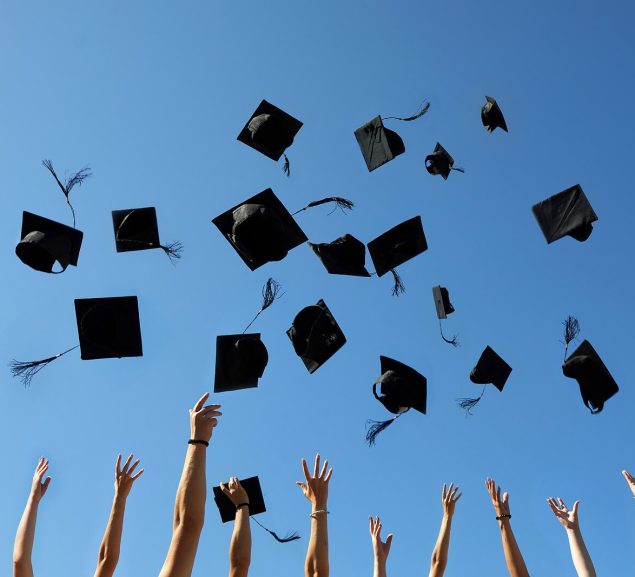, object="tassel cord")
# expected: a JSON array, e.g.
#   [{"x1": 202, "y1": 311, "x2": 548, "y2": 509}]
[
  {"x1": 390, "y1": 269, "x2": 406, "y2": 296},
  {"x1": 10, "y1": 345, "x2": 79, "y2": 387},
  {"x1": 252, "y1": 517, "x2": 300, "y2": 543},
  {"x1": 292, "y1": 197, "x2": 354, "y2": 216},
  {"x1": 383, "y1": 101, "x2": 431, "y2": 122},
  {"x1": 439, "y1": 321, "x2": 459, "y2": 347},
  {"x1": 456, "y1": 386, "x2": 486, "y2": 416},
  {"x1": 242, "y1": 278, "x2": 284, "y2": 333}
]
